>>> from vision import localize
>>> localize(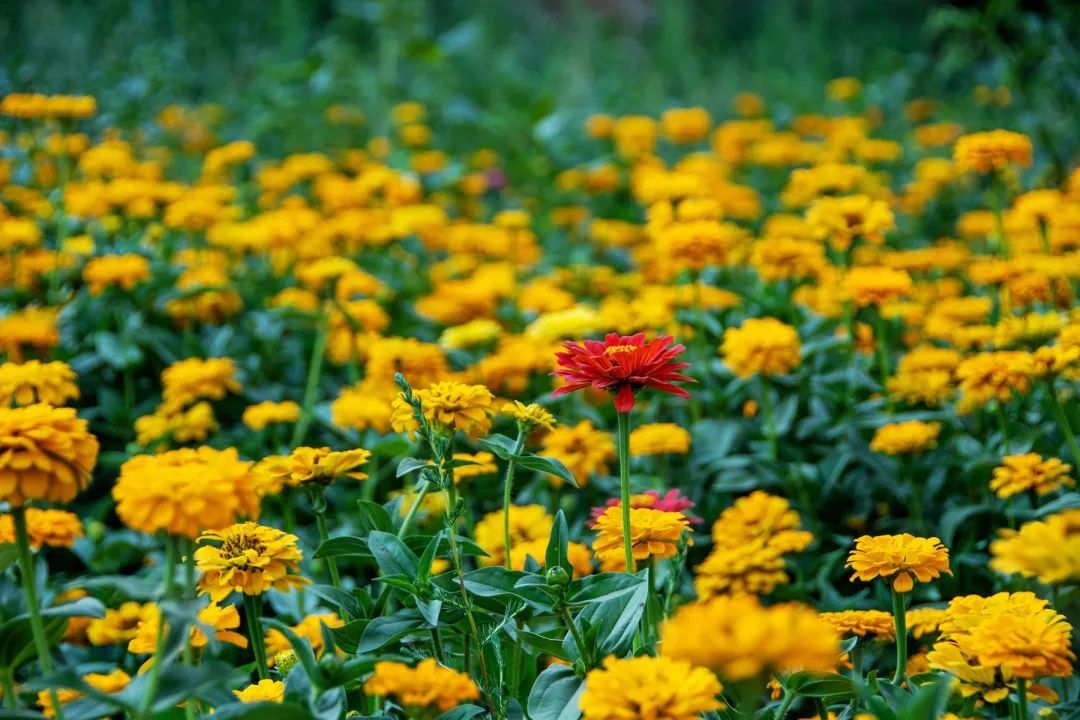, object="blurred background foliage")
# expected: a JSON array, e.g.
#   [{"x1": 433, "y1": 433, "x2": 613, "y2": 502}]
[{"x1": 1, "y1": 0, "x2": 1078, "y2": 187}]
